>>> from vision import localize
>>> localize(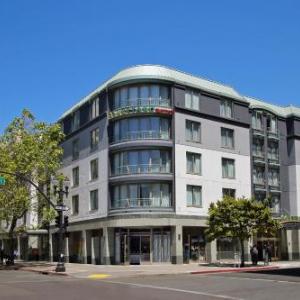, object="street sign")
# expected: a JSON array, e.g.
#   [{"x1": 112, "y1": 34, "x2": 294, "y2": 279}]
[
  {"x1": 55, "y1": 205, "x2": 70, "y2": 212},
  {"x1": 0, "y1": 176, "x2": 6, "y2": 186}
]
